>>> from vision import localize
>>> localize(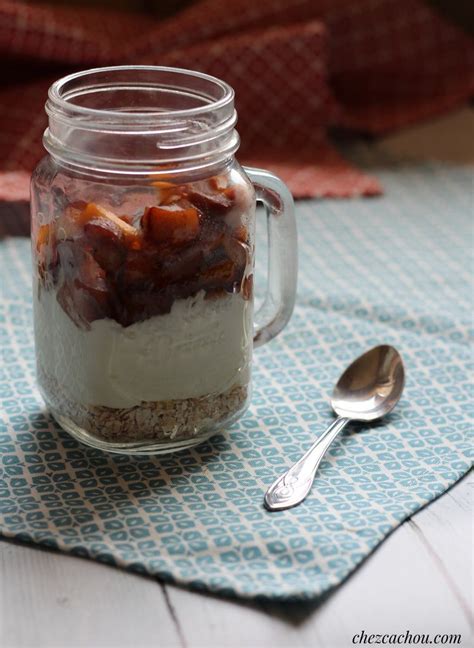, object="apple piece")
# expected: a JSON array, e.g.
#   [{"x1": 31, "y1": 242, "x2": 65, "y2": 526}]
[
  {"x1": 150, "y1": 181, "x2": 187, "y2": 206},
  {"x1": 58, "y1": 242, "x2": 109, "y2": 296},
  {"x1": 199, "y1": 247, "x2": 246, "y2": 292},
  {"x1": 56, "y1": 242, "x2": 113, "y2": 326},
  {"x1": 83, "y1": 217, "x2": 130, "y2": 274},
  {"x1": 160, "y1": 245, "x2": 204, "y2": 284},
  {"x1": 81, "y1": 203, "x2": 138, "y2": 238},
  {"x1": 199, "y1": 259, "x2": 241, "y2": 293},
  {"x1": 56, "y1": 282, "x2": 85, "y2": 328},
  {"x1": 92, "y1": 240, "x2": 126, "y2": 274},
  {"x1": 84, "y1": 216, "x2": 124, "y2": 242},
  {"x1": 120, "y1": 247, "x2": 160, "y2": 290},
  {"x1": 57, "y1": 281, "x2": 112, "y2": 329},
  {"x1": 198, "y1": 234, "x2": 249, "y2": 294},
  {"x1": 82, "y1": 204, "x2": 142, "y2": 268},
  {"x1": 150, "y1": 181, "x2": 176, "y2": 189},
  {"x1": 36, "y1": 223, "x2": 59, "y2": 285},
  {"x1": 141, "y1": 205, "x2": 200, "y2": 244},
  {"x1": 186, "y1": 187, "x2": 235, "y2": 216},
  {"x1": 36, "y1": 223, "x2": 52, "y2": 251},
  {"x1": 208, "y1": 175, "x2": 228, "y2": 191},
  {"x1": 223, "y1": 235, "x2": 249, "y2": 270},
  {"x1": 233, "y1": 225, "x2": 248, "y2": 243},
  {"x1": 118, "y1": 214, "x2": 135, "y2": 226},
  {"x1": 187, "y1": 182, "x2": 253, "y2": 230},
  {"x1": 77, "y1": 251, "x2": 109, "y2": 295}
]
